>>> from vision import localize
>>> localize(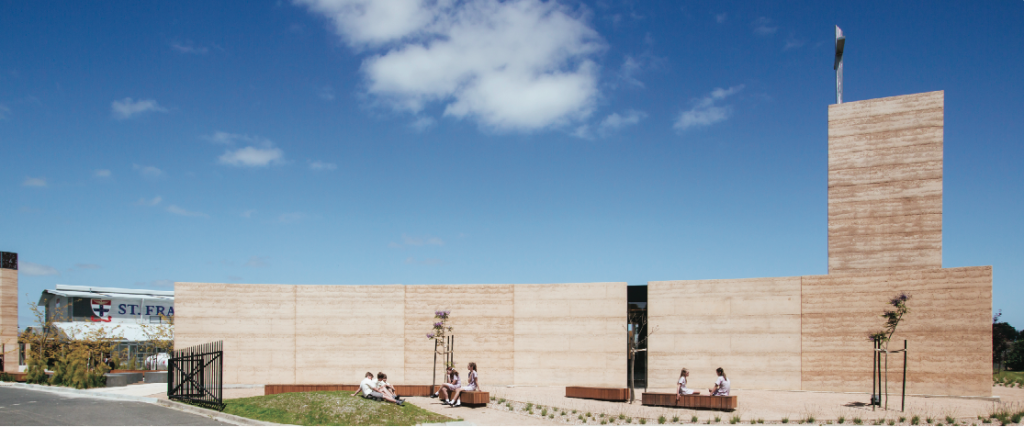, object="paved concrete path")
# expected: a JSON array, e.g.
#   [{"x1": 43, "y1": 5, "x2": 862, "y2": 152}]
[{"x1": 0, "y1": 386, "x2": 232, "y2": 426}]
